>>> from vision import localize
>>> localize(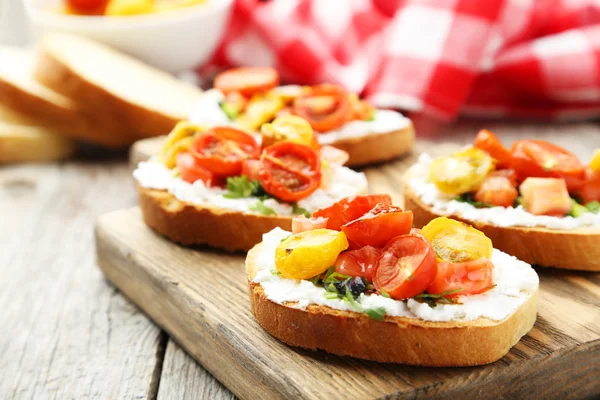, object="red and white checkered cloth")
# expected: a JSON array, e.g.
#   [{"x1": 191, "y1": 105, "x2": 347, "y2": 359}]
[{"x1": 206, "y1": 0, "x2": 600, "y2": 122}]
